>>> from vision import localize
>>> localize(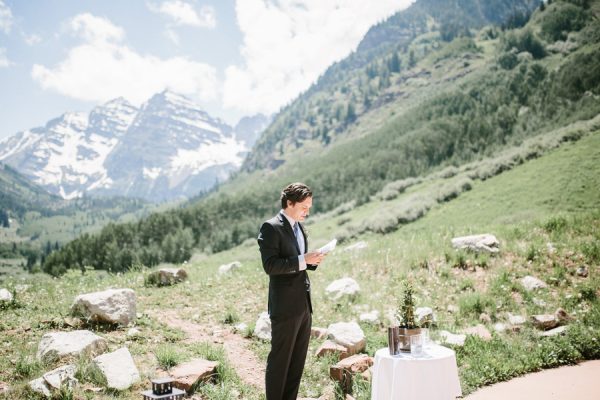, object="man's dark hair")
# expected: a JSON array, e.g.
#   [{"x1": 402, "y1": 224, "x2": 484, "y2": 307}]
[{"x1": 281, "y1": 182, "x2": 312, "y2": 209}]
